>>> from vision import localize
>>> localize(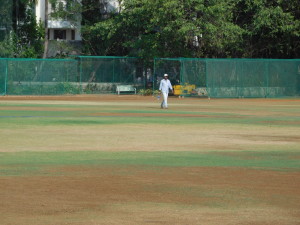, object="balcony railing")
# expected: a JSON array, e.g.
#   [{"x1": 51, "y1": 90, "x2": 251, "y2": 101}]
[{"x1": 48, "y1": 20, "x2": 80, "y2": 29}]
